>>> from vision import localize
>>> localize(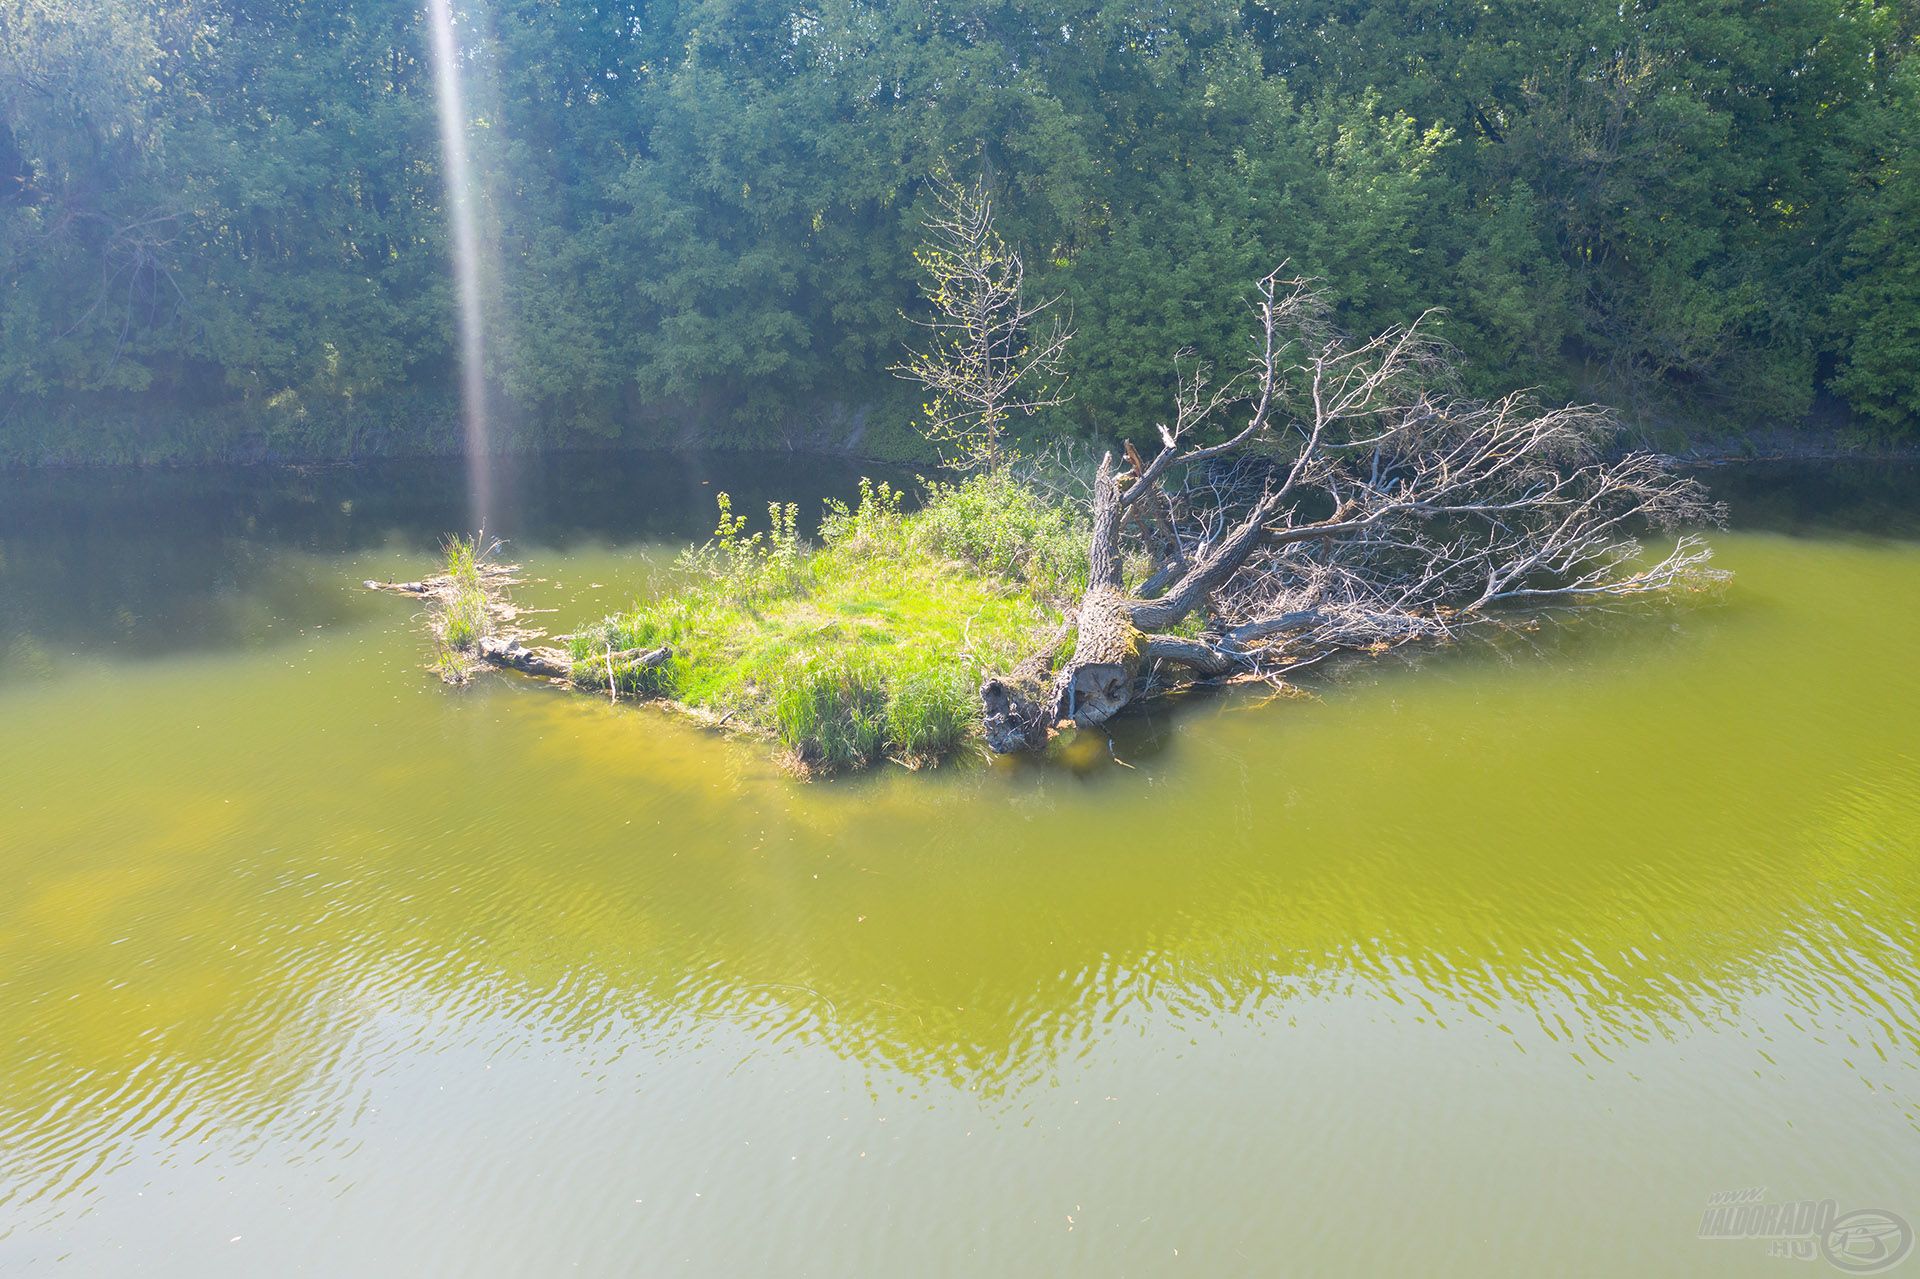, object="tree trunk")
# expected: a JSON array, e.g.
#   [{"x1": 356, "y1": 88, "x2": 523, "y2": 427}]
[
  {"x1": 981, "y1": 624, "x2": 1070, "y2": 753},
  {"x1": 985, "y1": 451, "x2": 1256, "y2": 748},
  {"x1": 1049, "y1": 455, "x2": 1147, "y2": 726},
  {"x1": 1054, "y1": 586, "x2": 1146, "y2": 726}
]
